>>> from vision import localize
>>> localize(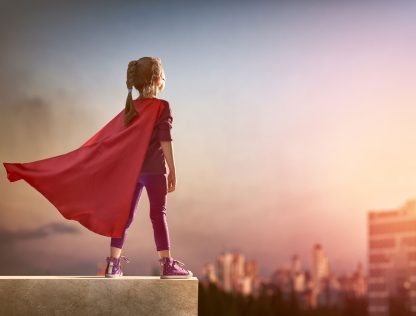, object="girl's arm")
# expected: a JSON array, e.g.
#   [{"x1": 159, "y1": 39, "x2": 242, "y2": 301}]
[
  {"x1": 160, "y1": 141, "x2": 175, "y2": 173},
  {"x1": 161, "y1": 140, "x2": 176, "y2": 192}
]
